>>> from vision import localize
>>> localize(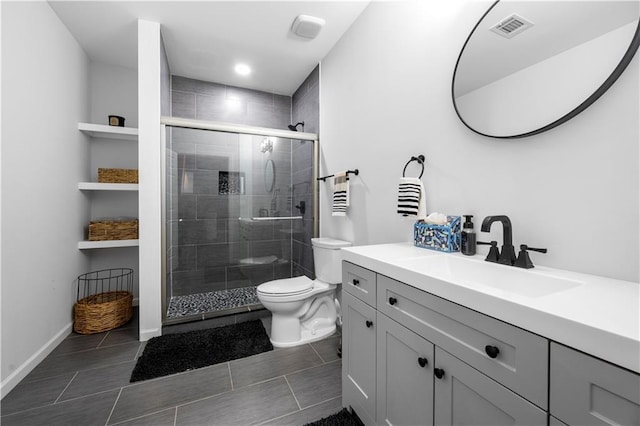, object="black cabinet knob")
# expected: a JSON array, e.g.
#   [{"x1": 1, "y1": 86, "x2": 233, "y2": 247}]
[
  {"x1": 418, "y1": 357, "x2": 428, "y2": 368},
  {"x1": 485, "y1": 345, "x2": 500, "y2": 359},
  {"x1": 365, "y1": 320, "x2": 373, "y2": 328},
  {"x1": 352, "y1": 279, "x2": 360, "y2": 286},
  {"x1": 434, "y1": 368, "x2": 445, "y2": 379},
  {"x1": 389, "y1": 297, "x2": 398, "y2": 306}
]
